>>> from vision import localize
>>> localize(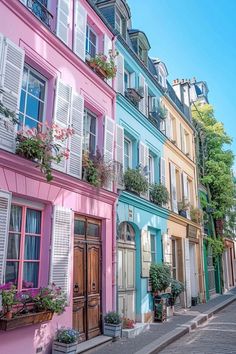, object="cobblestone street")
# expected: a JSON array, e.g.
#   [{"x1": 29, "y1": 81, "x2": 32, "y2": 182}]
[{"x1": 160, "y1": 300, "x2": 236, "y2": 354}]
